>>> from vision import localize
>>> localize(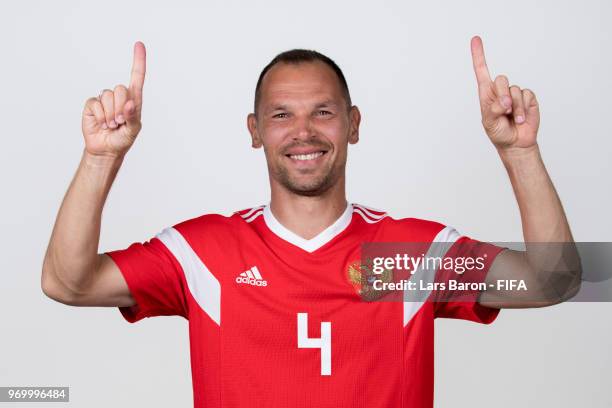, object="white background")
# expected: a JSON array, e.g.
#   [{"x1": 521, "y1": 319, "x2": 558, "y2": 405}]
[{"x1": 1, "y1": 0, "x2": 610, "y2": 407}]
